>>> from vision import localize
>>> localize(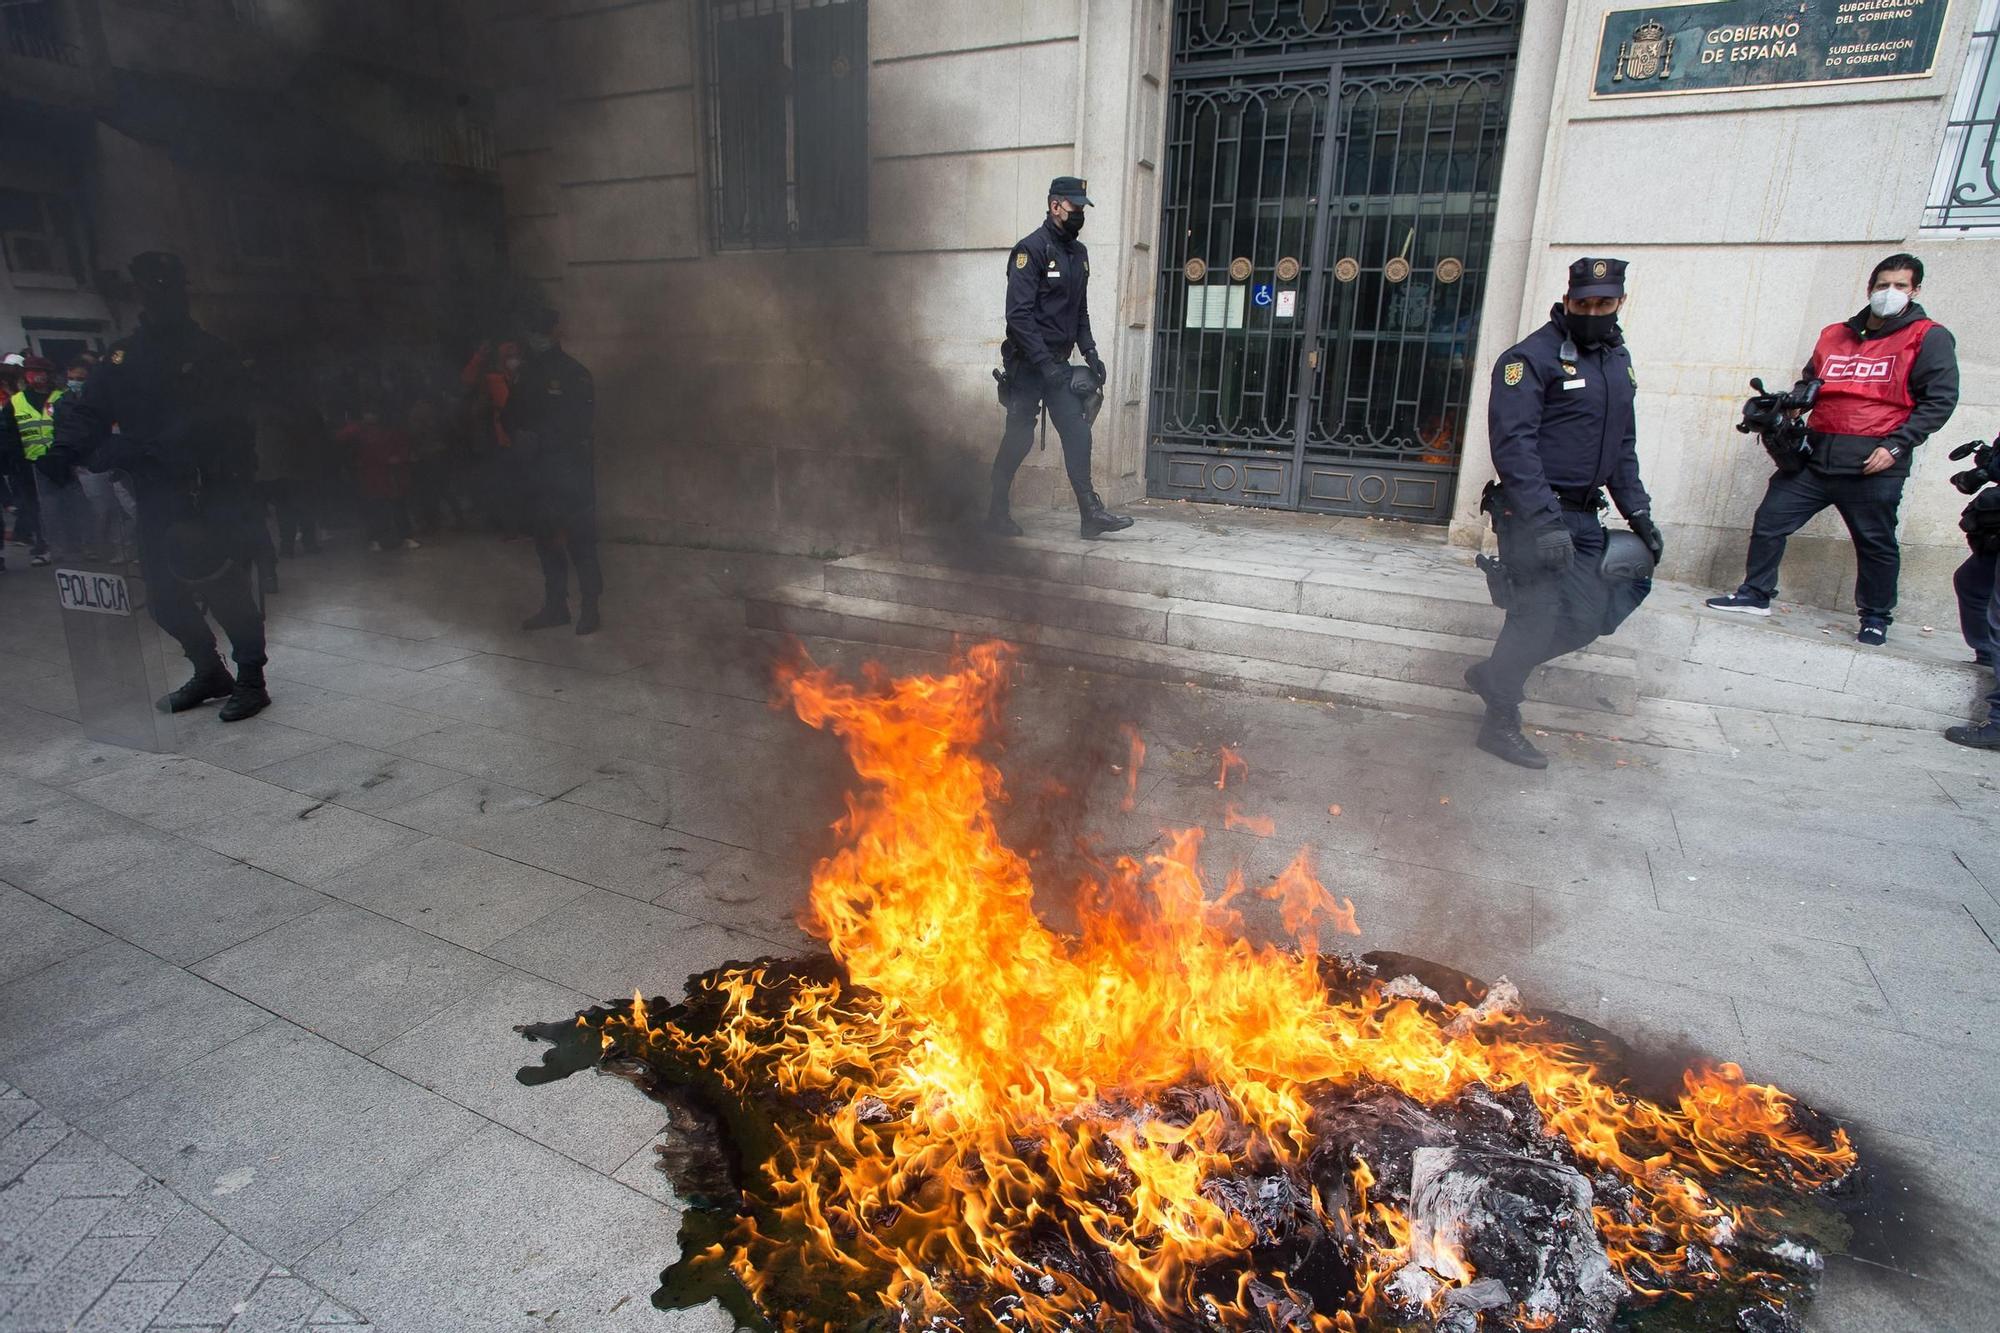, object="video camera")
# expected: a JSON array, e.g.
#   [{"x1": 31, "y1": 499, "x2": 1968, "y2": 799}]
[
  {"x1": 1948, "y1": 438, "x2": 1998, "y2": 495},
  {"x1": 1737, "y1": 376, "x2": 1820, "y2": 473}
]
